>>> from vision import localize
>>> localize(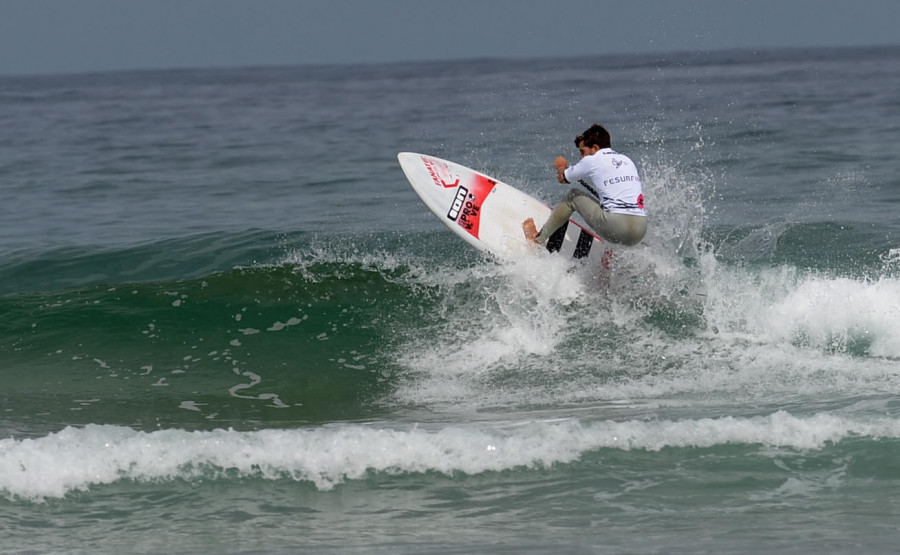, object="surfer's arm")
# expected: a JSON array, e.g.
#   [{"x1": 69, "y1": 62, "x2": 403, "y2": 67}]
[{"x1": 562, "y1": 156, "x2": 591, "y2": 185}]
